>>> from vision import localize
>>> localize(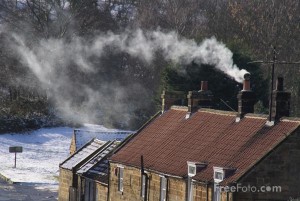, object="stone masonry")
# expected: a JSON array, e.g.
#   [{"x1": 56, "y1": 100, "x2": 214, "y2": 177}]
[
  {"x1": 109, "y1": 163, "x2": 217, "y2": 201},
  {"x1": 236, "y1": 127, "x2": 300, "y2": 200},
  {"x1": 58, "y1": 168, "x2": 74, "y2": 201}
]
